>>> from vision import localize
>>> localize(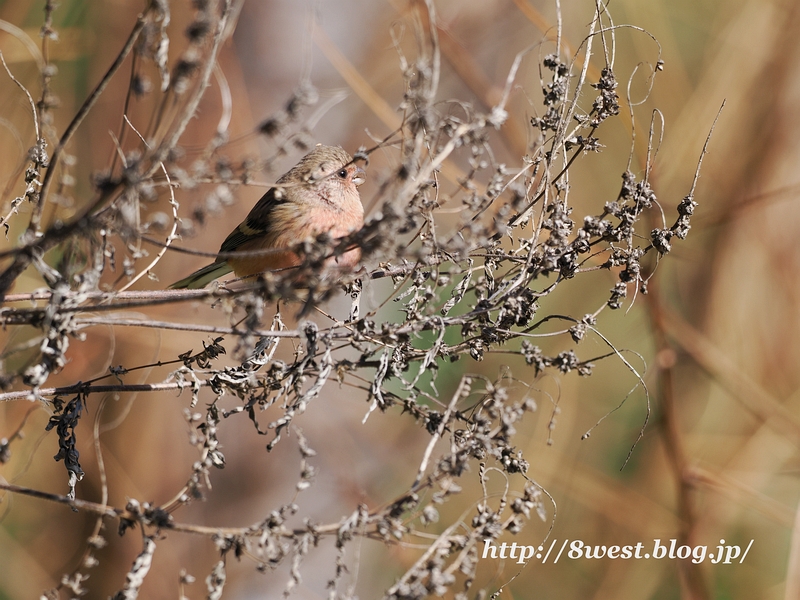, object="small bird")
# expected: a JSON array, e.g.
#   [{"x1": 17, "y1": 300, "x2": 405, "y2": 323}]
[{"x1": 171, "y1": 145, "x2": 365, "y2": 289}]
